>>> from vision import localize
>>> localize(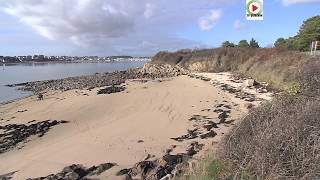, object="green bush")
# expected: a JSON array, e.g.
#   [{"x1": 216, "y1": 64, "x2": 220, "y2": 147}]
[
  {"x1": 285, "y1": 82, "x2": 303, "y2": 95},
  {"x1": 274, "y1": 16, "x2": 320, "y2": 51}
]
